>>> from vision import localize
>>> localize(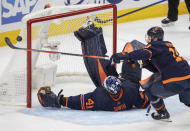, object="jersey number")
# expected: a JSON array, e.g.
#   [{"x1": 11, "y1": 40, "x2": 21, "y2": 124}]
[
  {"x1": 169, "y1": 47, "x2": 185, "y2": 62},
  {"x1": 86, "y1": 99, "x2": 94, "y2": 109}
]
